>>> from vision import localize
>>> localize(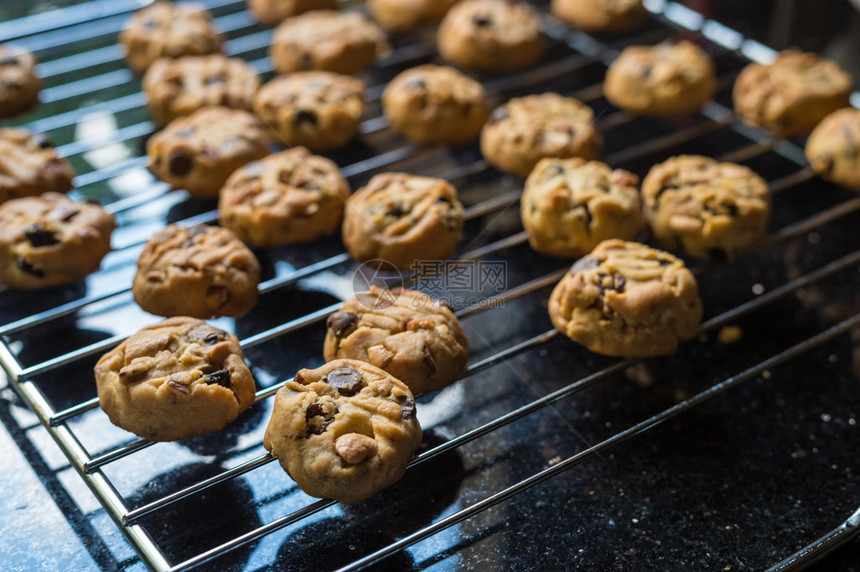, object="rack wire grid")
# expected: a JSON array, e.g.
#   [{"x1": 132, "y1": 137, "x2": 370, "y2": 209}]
[{"x1": 1, "y1": 0, "x2": 860, "y2": 570}]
